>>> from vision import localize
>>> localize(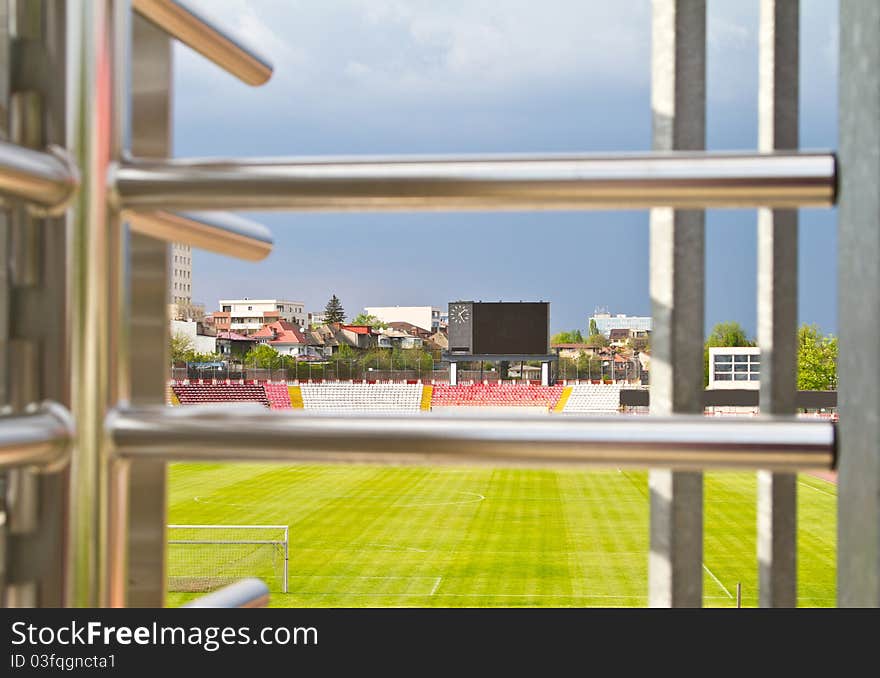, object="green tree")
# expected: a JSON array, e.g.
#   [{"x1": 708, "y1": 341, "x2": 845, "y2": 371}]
[
  {"x1": 189, "y1": 351, "x2": 222, "y2": 363},
  {"x1": 170, "y1": 332, "x2": 195, "y2": 364},
  {"x1": 797, "y1": 323, "x2": 838, "y2": 390},
  {"x1": 589, "y1": 319, "x2": 599, "y2": 337},
  {"x1": 551, "y1": 329, "x2": 585, "y2": 344},
  {"x1": 704, "y1": 321, "x2": 755, "y2": 385},
  {"x1": 351, "y1": 313, "x2": 388, "y2": 329},
  {"x1": 324, "y1": 294, "x2": 346, "y2": 324},
  {"x1": 588, "y1": 332, "x2": 609, "y2": 348},
  {"x1": 243, "y1": 343, "x2": 281, "y2": 368}
]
